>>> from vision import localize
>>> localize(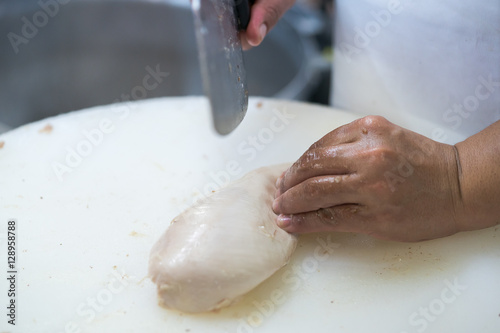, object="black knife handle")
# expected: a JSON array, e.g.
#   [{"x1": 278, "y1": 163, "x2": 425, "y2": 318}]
[{"x1": 235, "y1": 0, "x2": 253, "y2": 30}]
